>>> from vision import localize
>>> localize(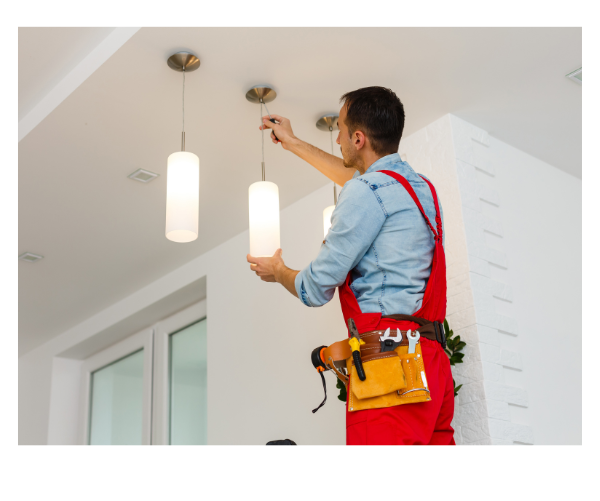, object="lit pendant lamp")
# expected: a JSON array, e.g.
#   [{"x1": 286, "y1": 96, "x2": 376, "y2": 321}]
[
  {"x1": 245, "y1": 86, "x2": 281, "y2": 257},
  {"x1": 165, "y1": 52, "x2": 201, "y2": 243},
  {"x1": 316, "y1": 114, "x2": 340, "y2": 237}
]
